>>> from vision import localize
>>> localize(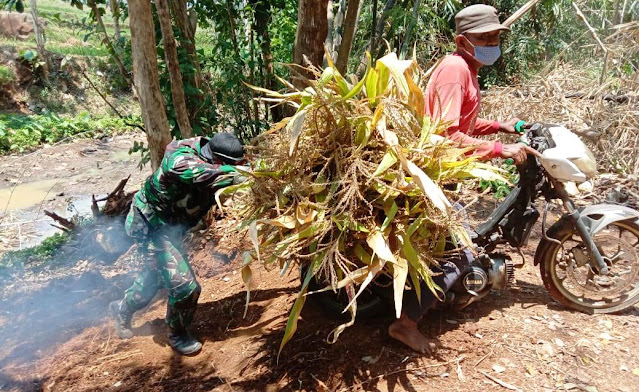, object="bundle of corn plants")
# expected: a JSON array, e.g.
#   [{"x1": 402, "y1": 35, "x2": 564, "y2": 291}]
[{"x1": 219, "y1": 52, "x2": 506, "y2": 356}]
